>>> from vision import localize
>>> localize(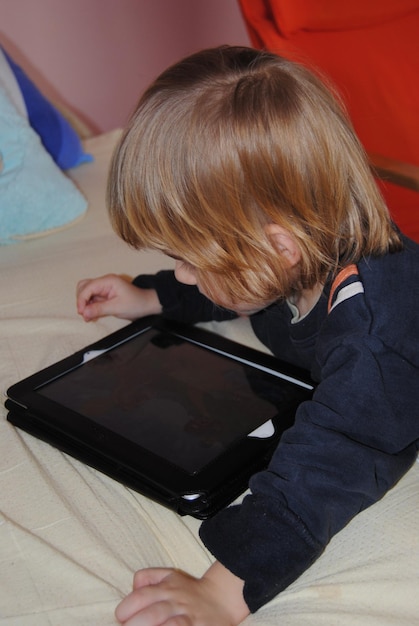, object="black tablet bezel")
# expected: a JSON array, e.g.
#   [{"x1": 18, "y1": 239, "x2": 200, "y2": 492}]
[{"x1": 6, "y1": 316, "x2": 314, "y2": 518}]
